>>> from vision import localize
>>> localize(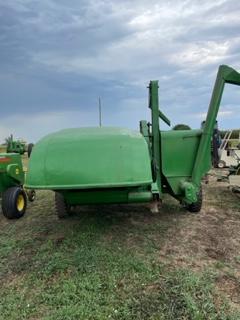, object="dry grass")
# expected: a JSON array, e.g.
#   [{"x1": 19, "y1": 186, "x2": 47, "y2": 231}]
[{"x1": 0, "y1": 145, "x2": 6, "y2": 153}]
